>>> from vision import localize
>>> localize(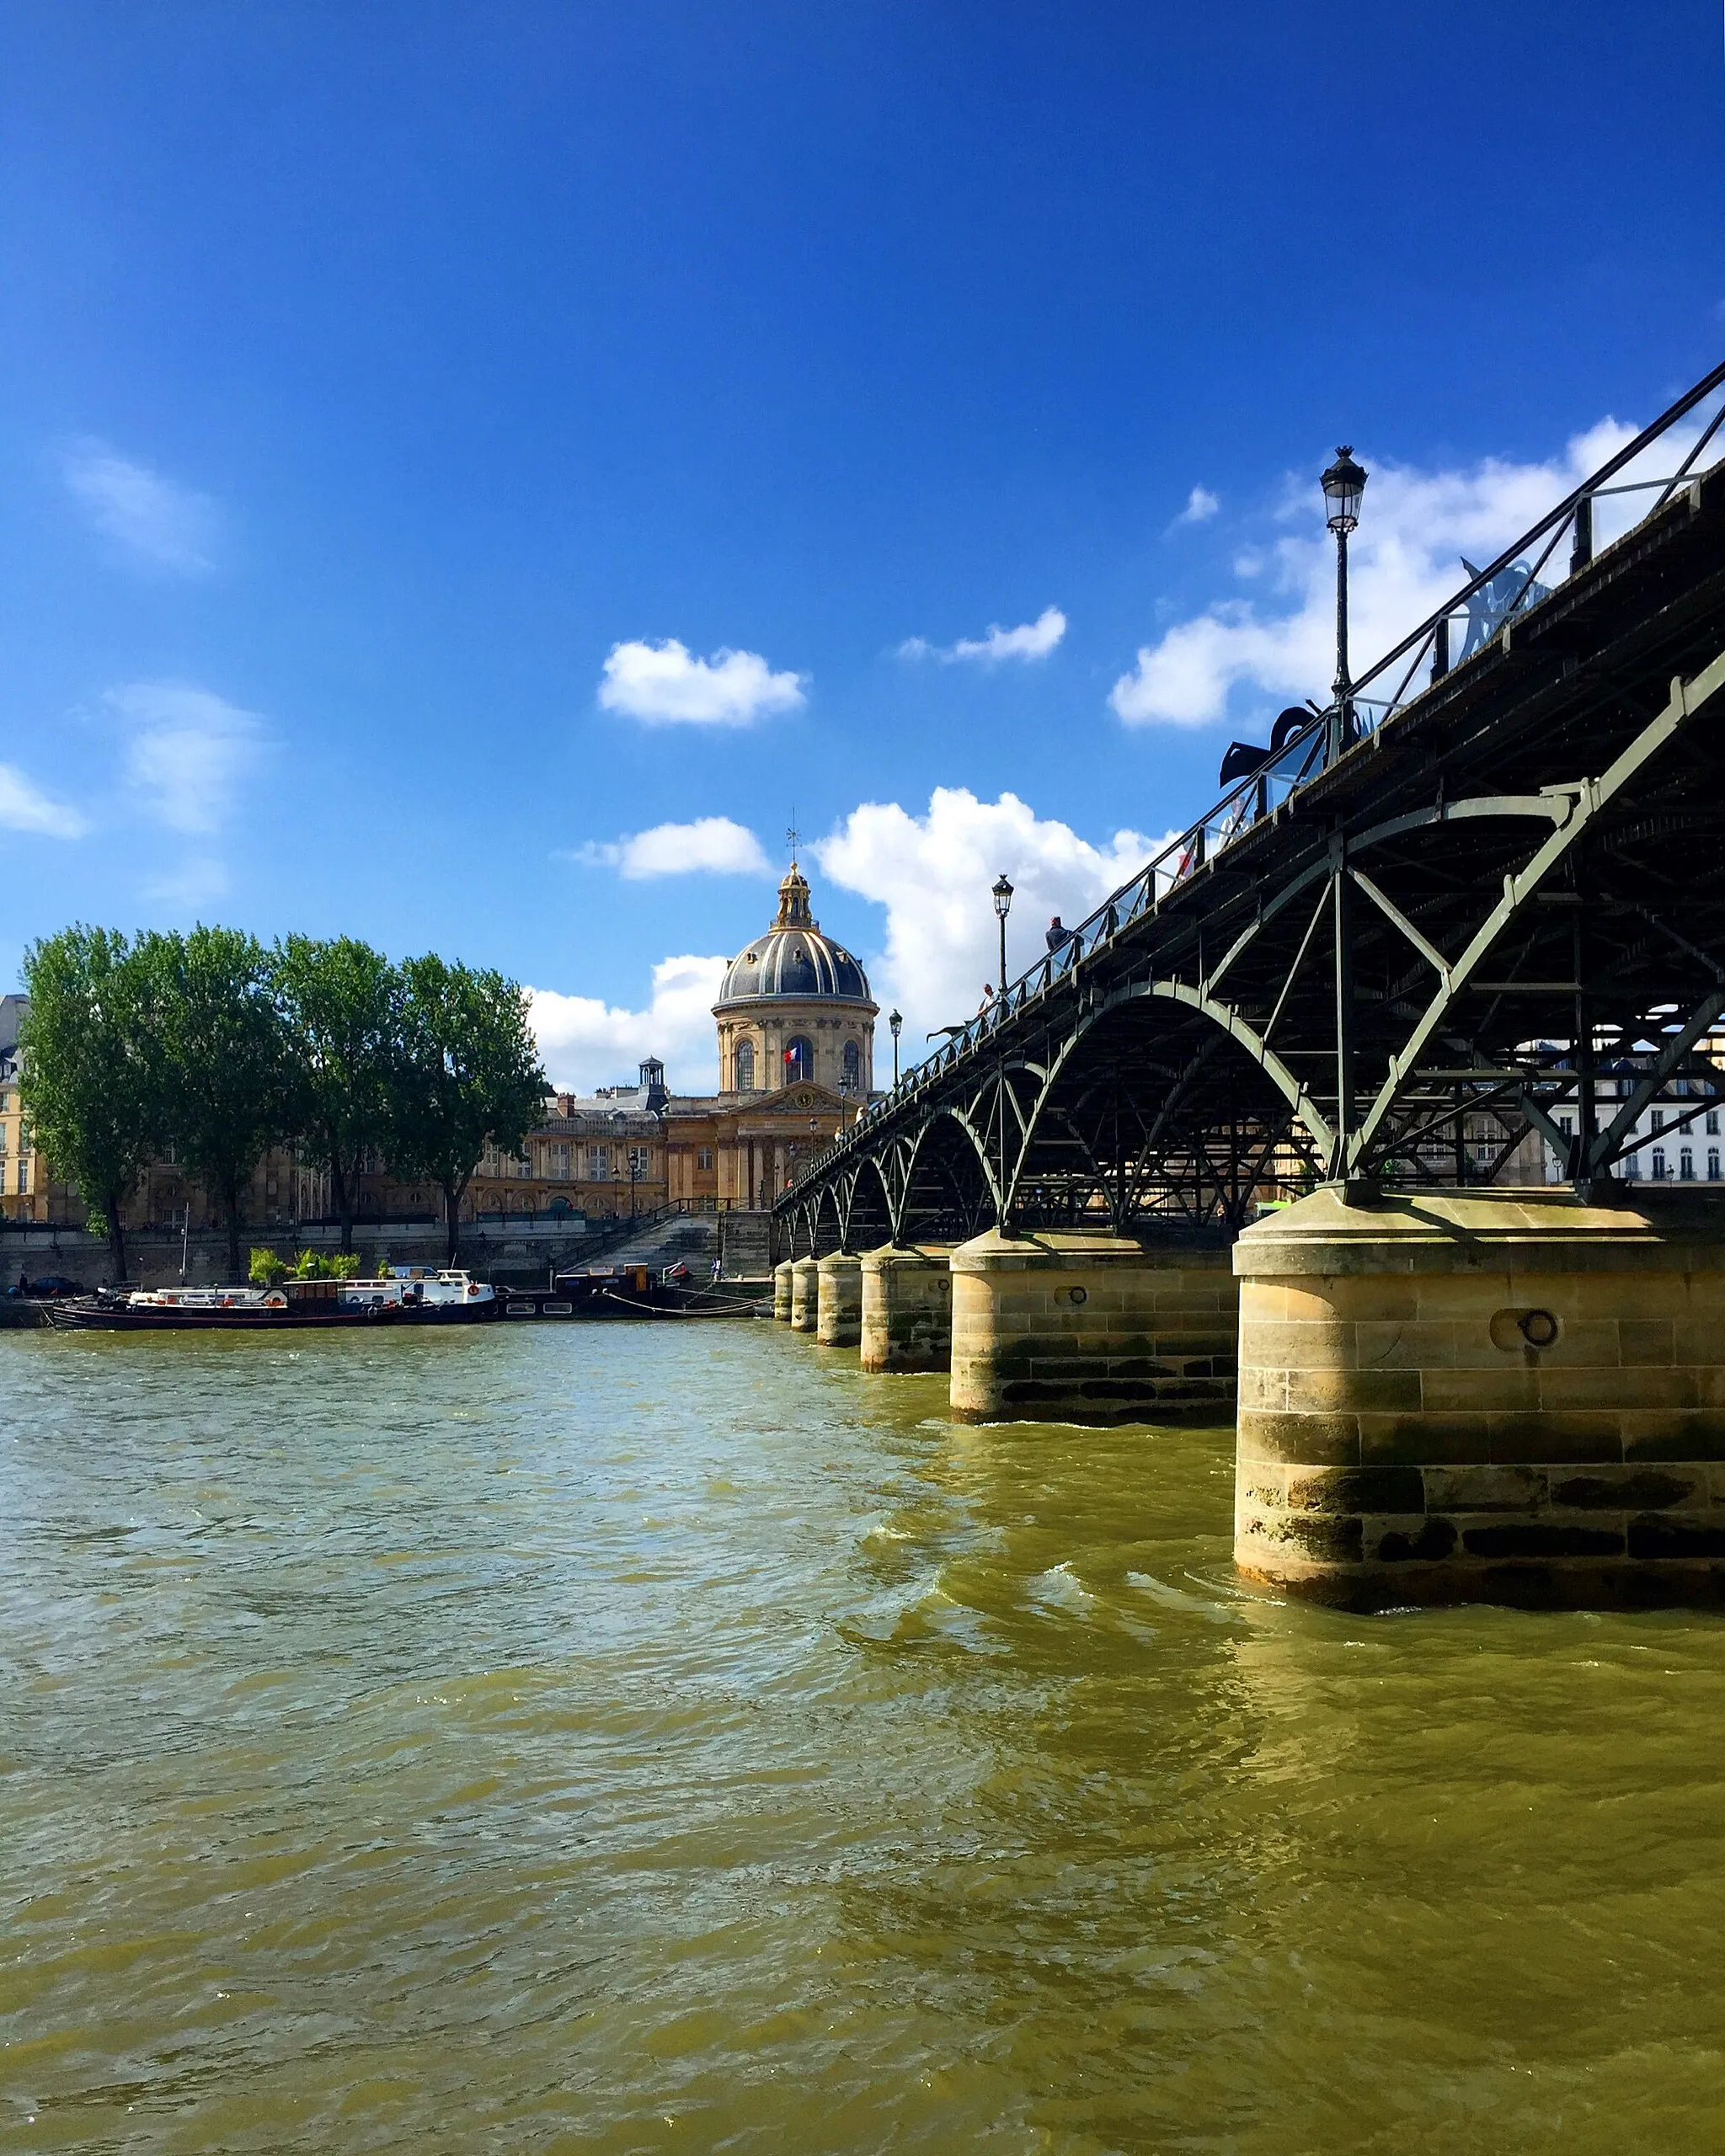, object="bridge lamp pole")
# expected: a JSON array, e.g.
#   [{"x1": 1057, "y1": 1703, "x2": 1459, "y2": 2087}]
[
  {"x1": 1322, "y1": 446, "x2": 1368, "y2": 764},
  {"x1": 889, "y1": 1007, "x2": 902, "y2": 1086},
  {"x1": 992, "y1": 873, "x2": 1014, "y2": 996}
]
